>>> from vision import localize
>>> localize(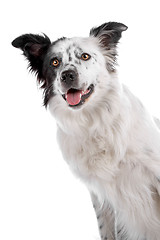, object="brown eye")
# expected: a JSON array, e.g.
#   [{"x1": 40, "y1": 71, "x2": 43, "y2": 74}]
[
  {"x1": 52, "y1": 58, "x2": 60, "y2": 67},
  {"x1": 81, "y1": 53, "x2": 91, "y2": 61}
]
